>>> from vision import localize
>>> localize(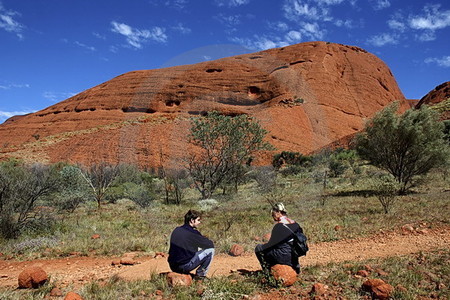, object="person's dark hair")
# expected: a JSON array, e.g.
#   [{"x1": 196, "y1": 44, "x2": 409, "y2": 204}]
[{"x1": 184, "y1": 210, "x2": 201, "y2": 225}]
